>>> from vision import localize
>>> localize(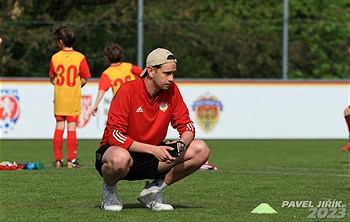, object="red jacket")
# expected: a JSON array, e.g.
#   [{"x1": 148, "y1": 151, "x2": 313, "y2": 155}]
[{"x1": 100, "y1": 78, "x2": 195, "y2": 149}]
